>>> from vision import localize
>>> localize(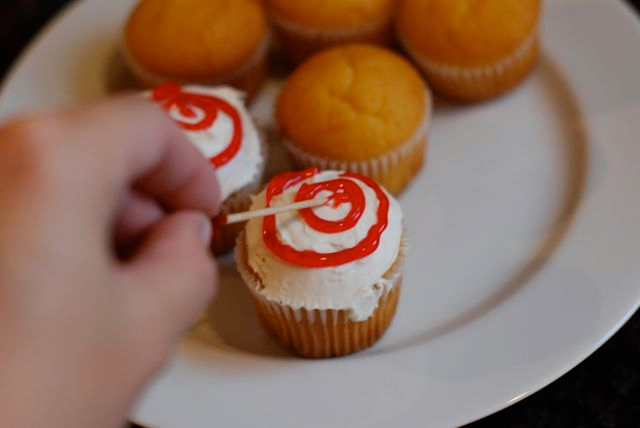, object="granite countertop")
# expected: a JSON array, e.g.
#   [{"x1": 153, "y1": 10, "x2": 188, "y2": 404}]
[{"x1": 1, "y1": 1, "x2": 638, "y2": 427}]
